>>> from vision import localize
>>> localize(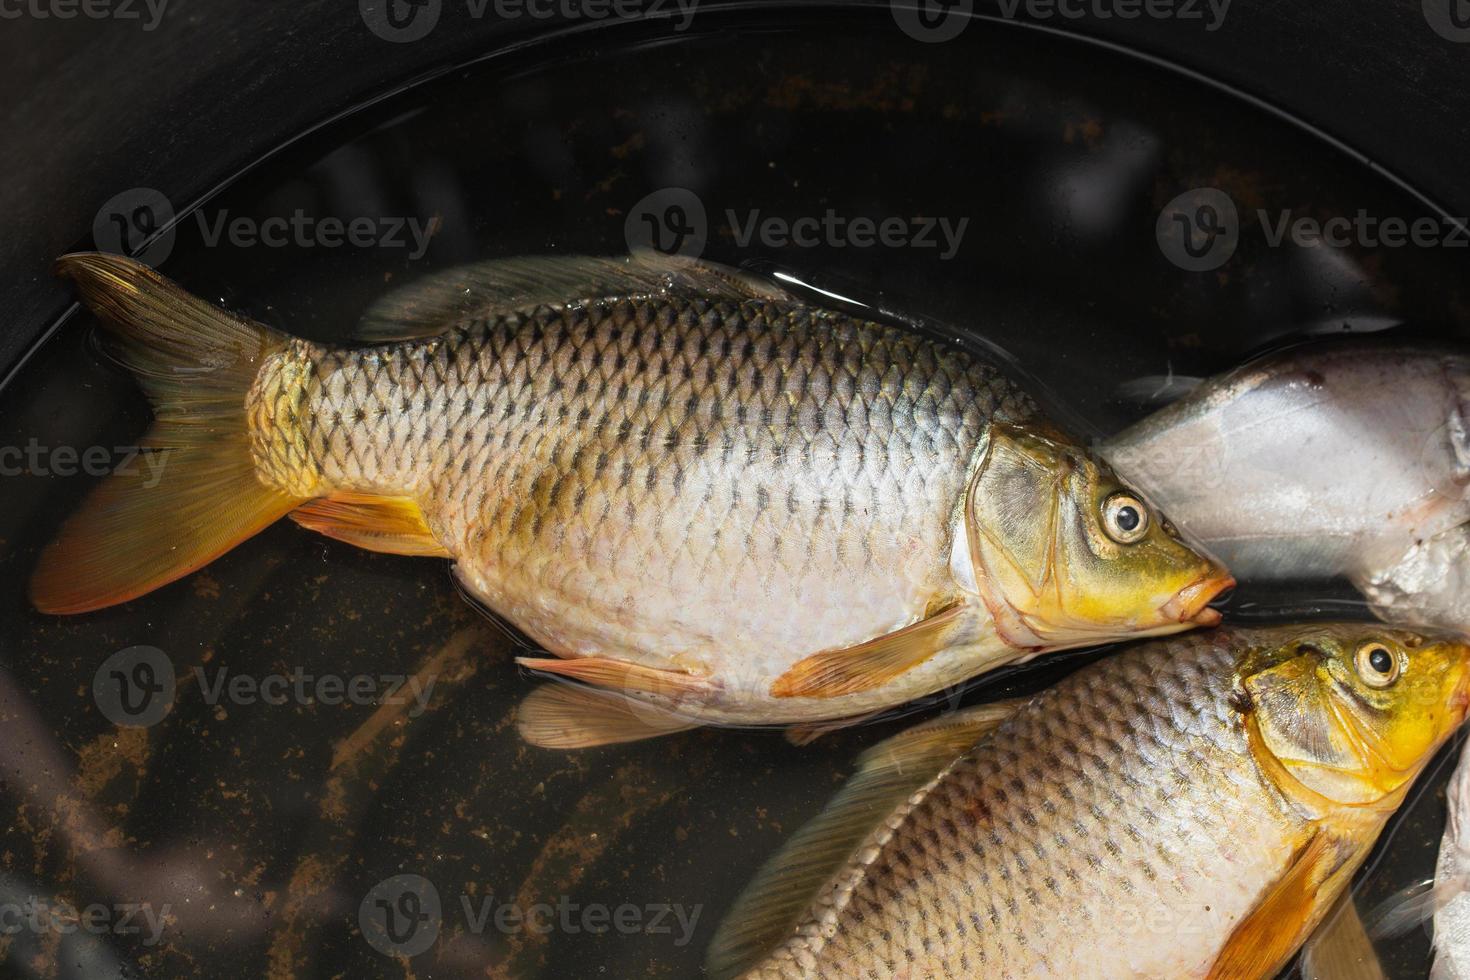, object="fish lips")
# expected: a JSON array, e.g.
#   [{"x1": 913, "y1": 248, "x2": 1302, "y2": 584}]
[{"x1": 1161, "y1": 572, "x2": 1235, "y2": 627}]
